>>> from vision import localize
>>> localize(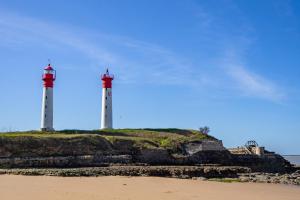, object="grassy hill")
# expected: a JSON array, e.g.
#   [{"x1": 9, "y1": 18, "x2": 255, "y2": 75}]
[
  {"x1": 0, "y1": 128, "x2": 215, "y2": 149},
  {"x1": 0, "y1": 129, "x2": 293, "y2": 173}
]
